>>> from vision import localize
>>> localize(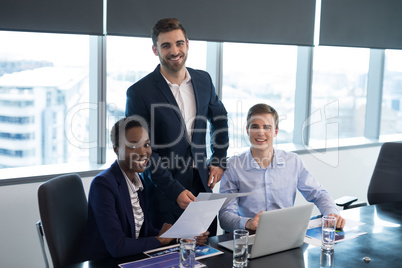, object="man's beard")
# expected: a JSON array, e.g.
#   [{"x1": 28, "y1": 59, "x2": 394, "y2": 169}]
[{"x1": 160, "y1": 52, "x2": 187, "y2": 72}]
